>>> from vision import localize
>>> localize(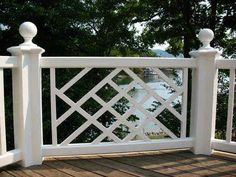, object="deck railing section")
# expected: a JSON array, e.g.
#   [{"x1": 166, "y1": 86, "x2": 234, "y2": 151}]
[
  {"x1": 0, "y1": 56, "x2": 21, "y2": 167},
  {"x1": 40, "y1": 57, "x2": 196, "y2": 156},
  {"x1": 212, "y1": 59, "x2": 236, "y2": 153},
  {"x1": 0, "y1": 22, "x2": 235, "y2": 167}
]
